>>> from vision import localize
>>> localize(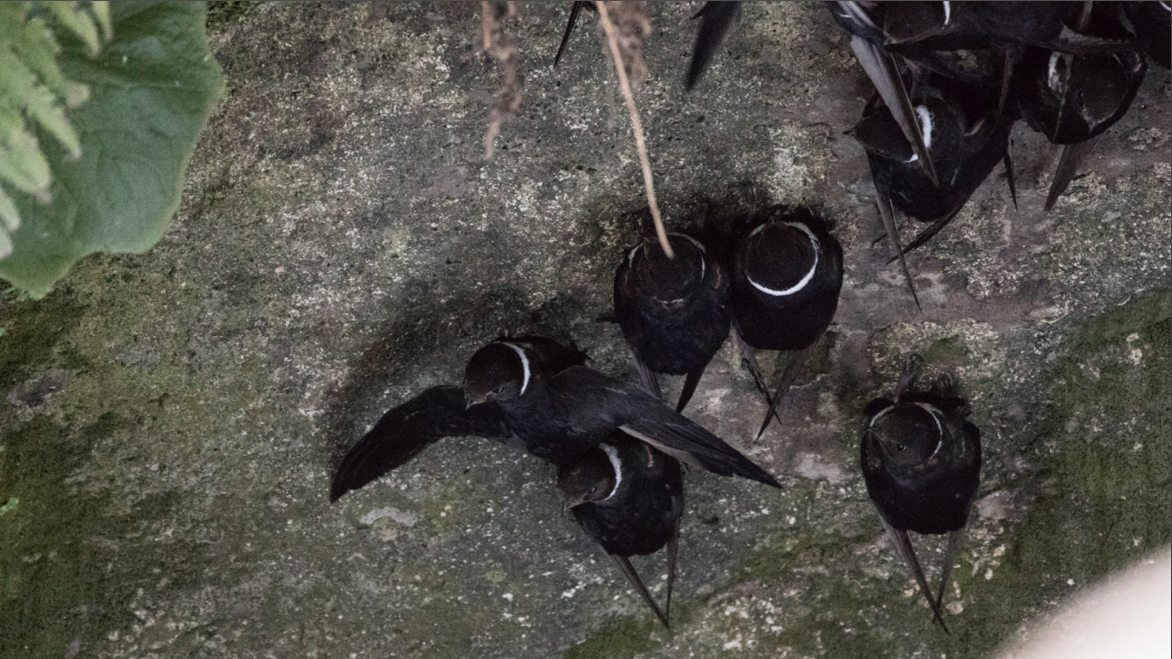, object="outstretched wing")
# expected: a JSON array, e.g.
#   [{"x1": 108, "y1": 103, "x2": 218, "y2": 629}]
[
  {"x1": 330, "y1": 386, "x2": 512, "y2": 502},
  {"x1": 553, "y1": 367, "x2": 780, "y2": 488}
]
